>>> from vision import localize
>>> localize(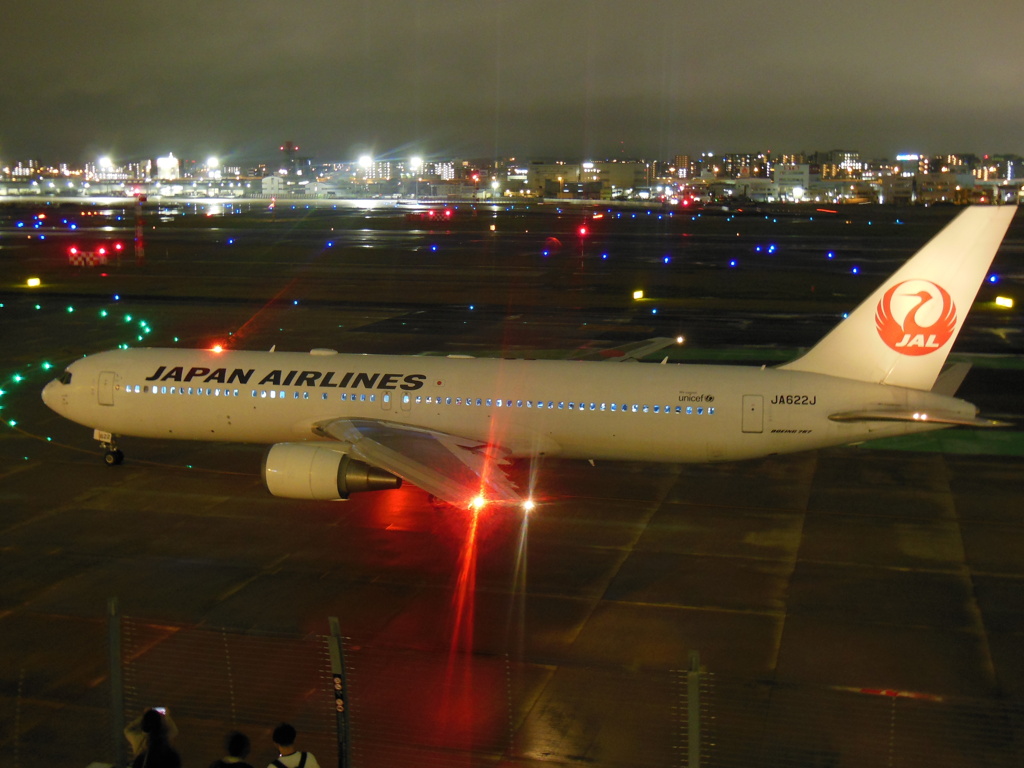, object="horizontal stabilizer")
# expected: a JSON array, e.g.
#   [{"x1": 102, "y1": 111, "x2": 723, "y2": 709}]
[
  {"x1": 931, "y1": 362, "x2": 972, "y2": 395},
  {"x1": 828, "y1": 408, "x2": 1007, "y2": 428}
]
